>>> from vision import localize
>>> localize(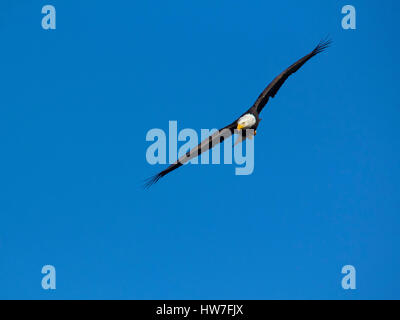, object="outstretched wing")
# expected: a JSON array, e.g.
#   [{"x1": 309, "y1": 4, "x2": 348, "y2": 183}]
[
  {"x1": 144, "y1": 121, "x2": 237, "y2": 188},
  {"x1": 251, "y1": 39, "x2": 331, "y2": 114}
]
